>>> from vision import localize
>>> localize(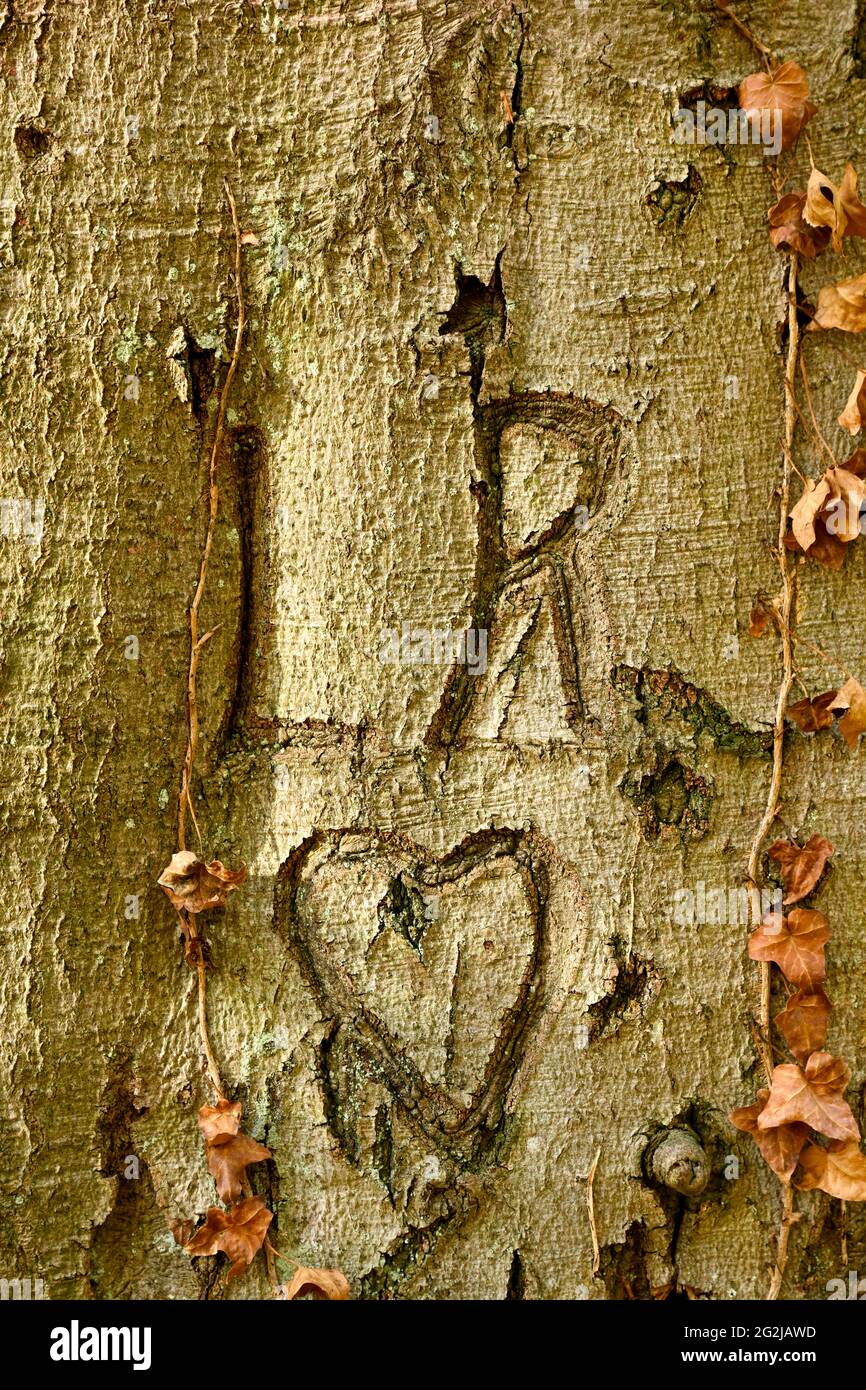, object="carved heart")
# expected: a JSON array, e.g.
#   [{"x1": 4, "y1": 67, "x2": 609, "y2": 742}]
[{"x1": 278, "y1": 828, "x2": 544, "y2": 1146}]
